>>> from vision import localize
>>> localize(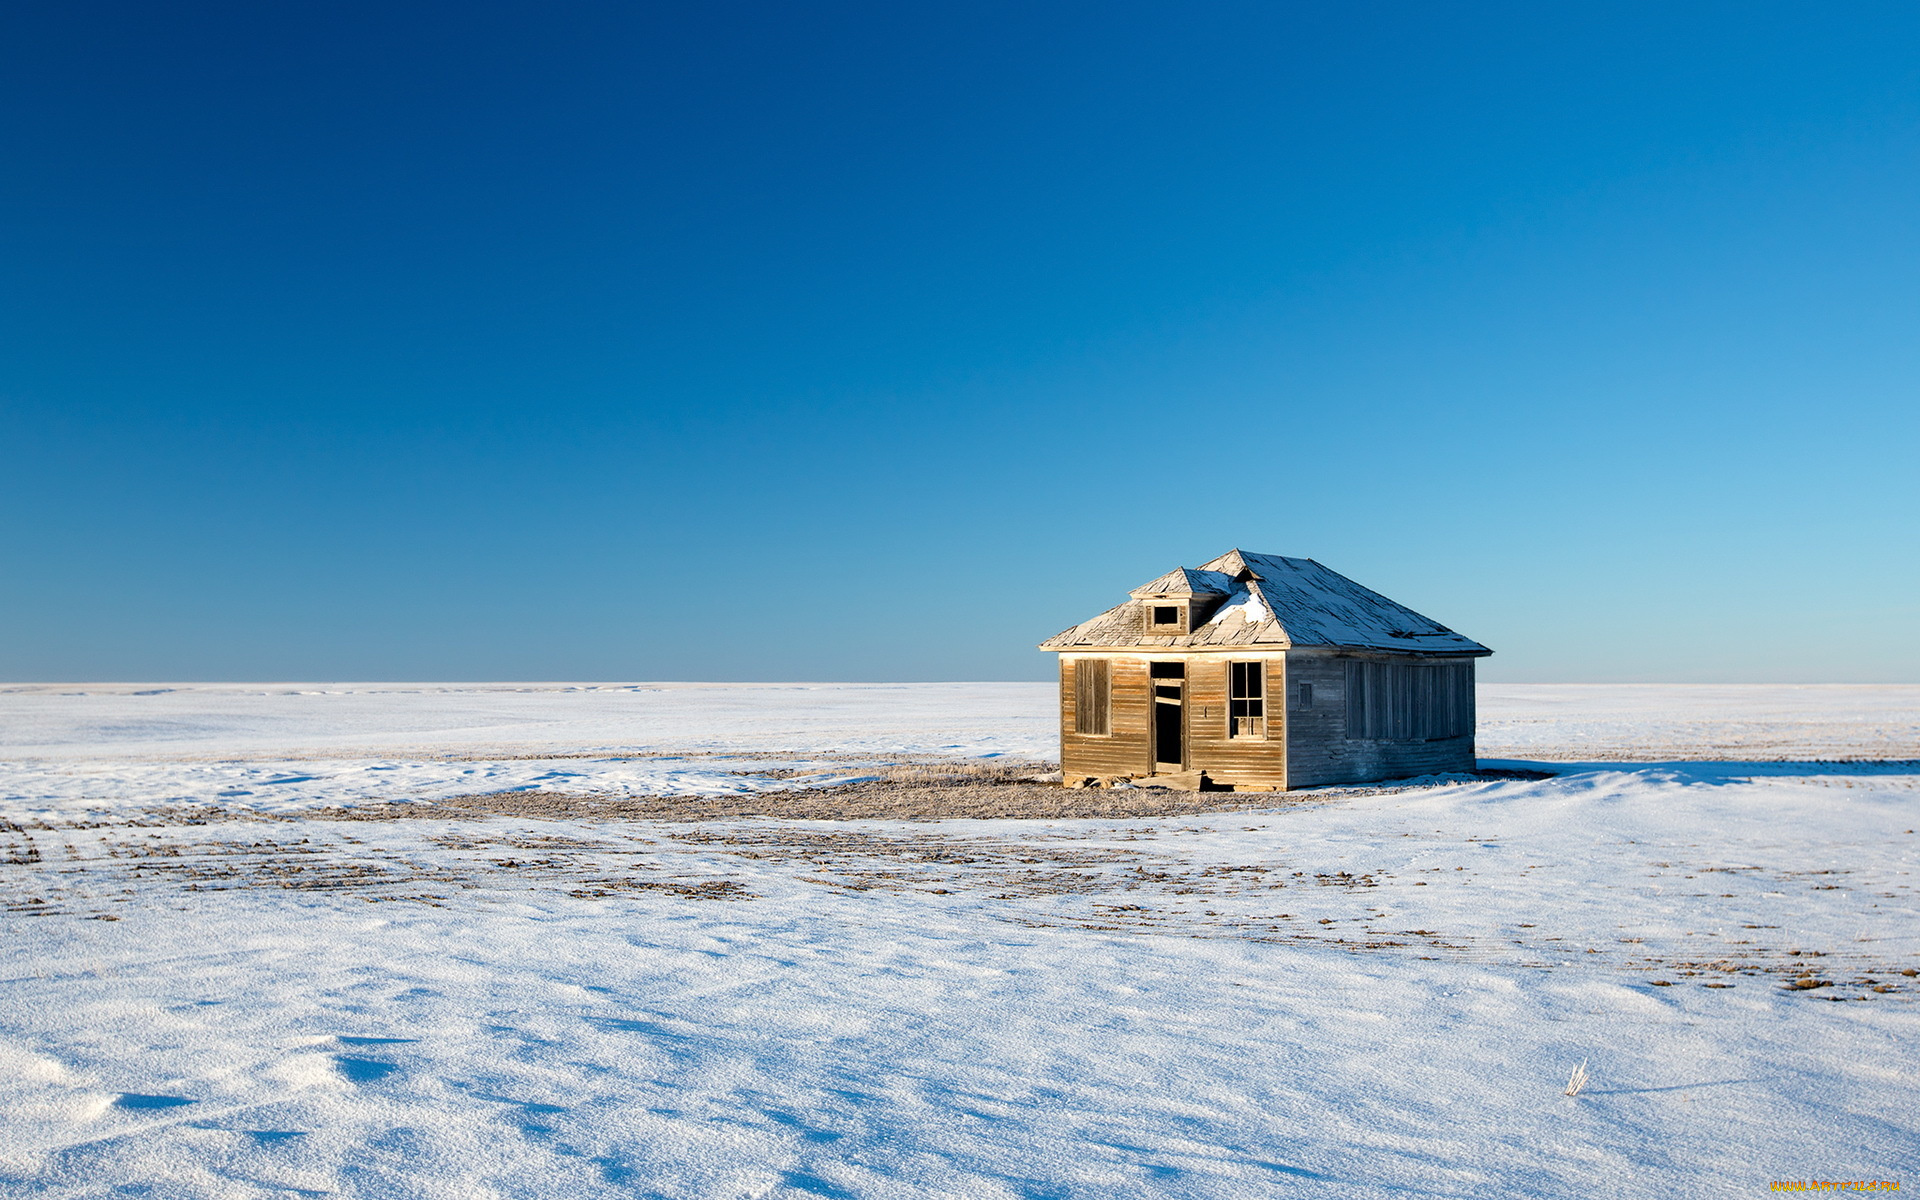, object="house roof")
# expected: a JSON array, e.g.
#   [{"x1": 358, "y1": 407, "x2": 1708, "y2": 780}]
[
  {"x1": 1128, "y1": 567, "x2": 1235, "y2": 598},
  {"x1": 1038, "y1": 549, "x2": 1492, "y2": 655}
]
